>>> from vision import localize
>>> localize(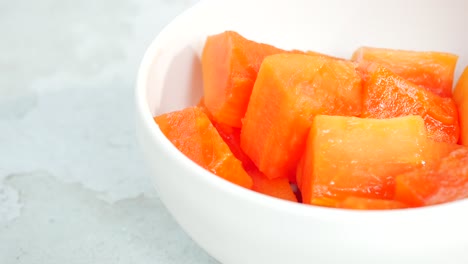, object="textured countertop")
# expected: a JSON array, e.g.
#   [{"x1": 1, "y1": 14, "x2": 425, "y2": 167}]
[{"x1": 0, "y1": 0, "x2": 217, "y2": 263}]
